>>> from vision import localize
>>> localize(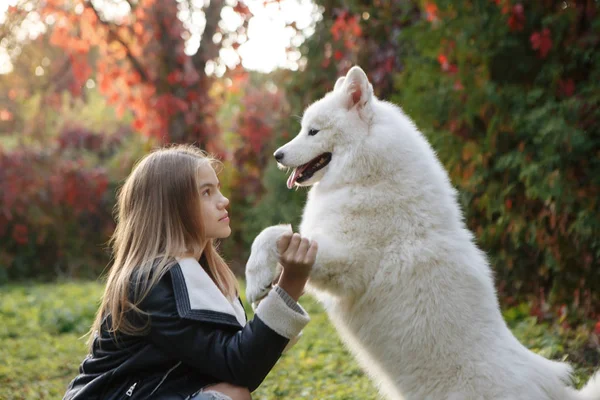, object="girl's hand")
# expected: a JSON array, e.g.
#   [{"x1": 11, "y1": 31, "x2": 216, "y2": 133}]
[{"x1": 276, "y1": 232, "x2": 318, "y2": 301}]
